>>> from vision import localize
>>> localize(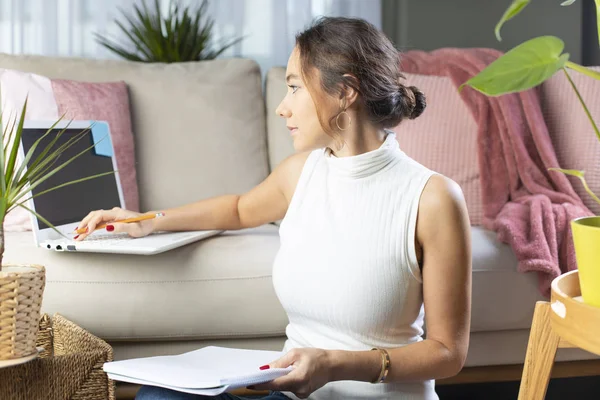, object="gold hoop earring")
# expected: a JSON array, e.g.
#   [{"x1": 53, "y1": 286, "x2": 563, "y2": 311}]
[{"x1": 335, "y1": 111, "x2": 351, "y2": 131}]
